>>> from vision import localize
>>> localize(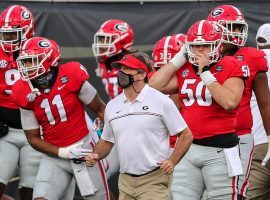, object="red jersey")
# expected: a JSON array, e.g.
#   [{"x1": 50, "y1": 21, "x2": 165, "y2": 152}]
[
  {"x1": 12, "y1": 62, "x2": 90, "y2": 147},
  {"x1": 233, "y1": 47, "x2": 268, "y2": 135},
  {"x1": 98, "y1": 62, "x2": 122, "y2": 99},
  {"x1": 0, "y1": 47, "x2": 20, "y2": 109},
  {"x1": 176, "y1": 56, "x2": 246, "y2": 139}
]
